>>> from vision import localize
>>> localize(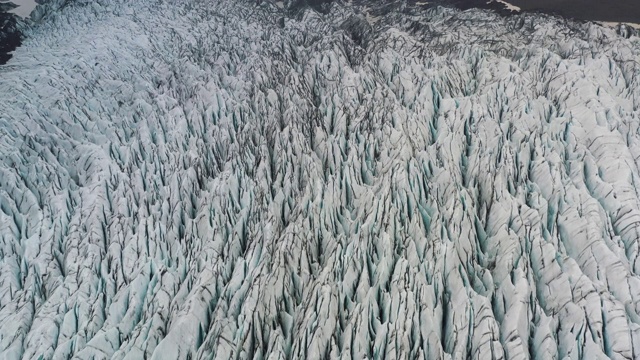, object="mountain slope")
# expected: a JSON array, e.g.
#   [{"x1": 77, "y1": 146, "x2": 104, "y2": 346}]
[{"x1": 1, "y1": 0, "x2": 640, "y2": 359}]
